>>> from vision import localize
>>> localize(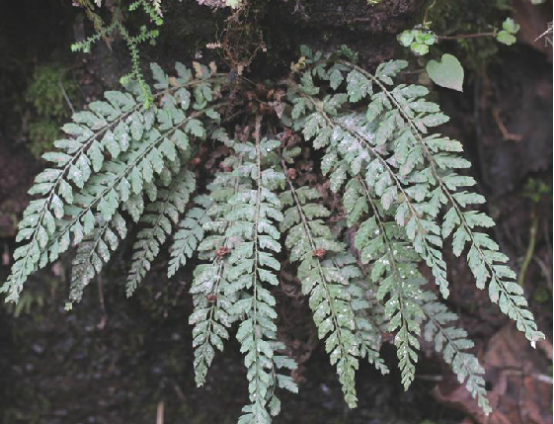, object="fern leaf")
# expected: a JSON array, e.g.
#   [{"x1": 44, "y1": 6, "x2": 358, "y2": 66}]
[
  {"x1": 4, "y1": 68, "x2": 224, "y2": 302},
  {"x1": 227, "y1": 129, "x2": 295, "y2": 424},
  {"x1": 331, "y1": 251, "x2": 390, "y2": 375},
  {"x1": 127, "y1": 168, "x2": 195, "y2": 295},
  {"x1": 70, "y1": 213, "x2": 127, "y2": 303},
  {"x1": 167, "y1": 195, "x2": 211, "y2": 278},
  {"x1": 340, "y1": 59, "x2": 543, "y2": 344},
  {"x1": 352, "y1": 180, "x2": 424, "y2": 389},
  {"x1": 280, "y1": 154, "x2": 359, "y2": 408},
  {"x1": 292, "y1": 79, "x2": 450, "y2": 299},
  {"x1": 348, "y1": 273, "x2": 390, "y2": 375},
  {"x1": 422, "y1": 291, "x2": 491, "y2": 414},
  {"x1": 3, "y1": 89, "x2": 140, "y2": 302},
  {"x1": 189, "y1": 151, "x2": 256, "y2": 386}
]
